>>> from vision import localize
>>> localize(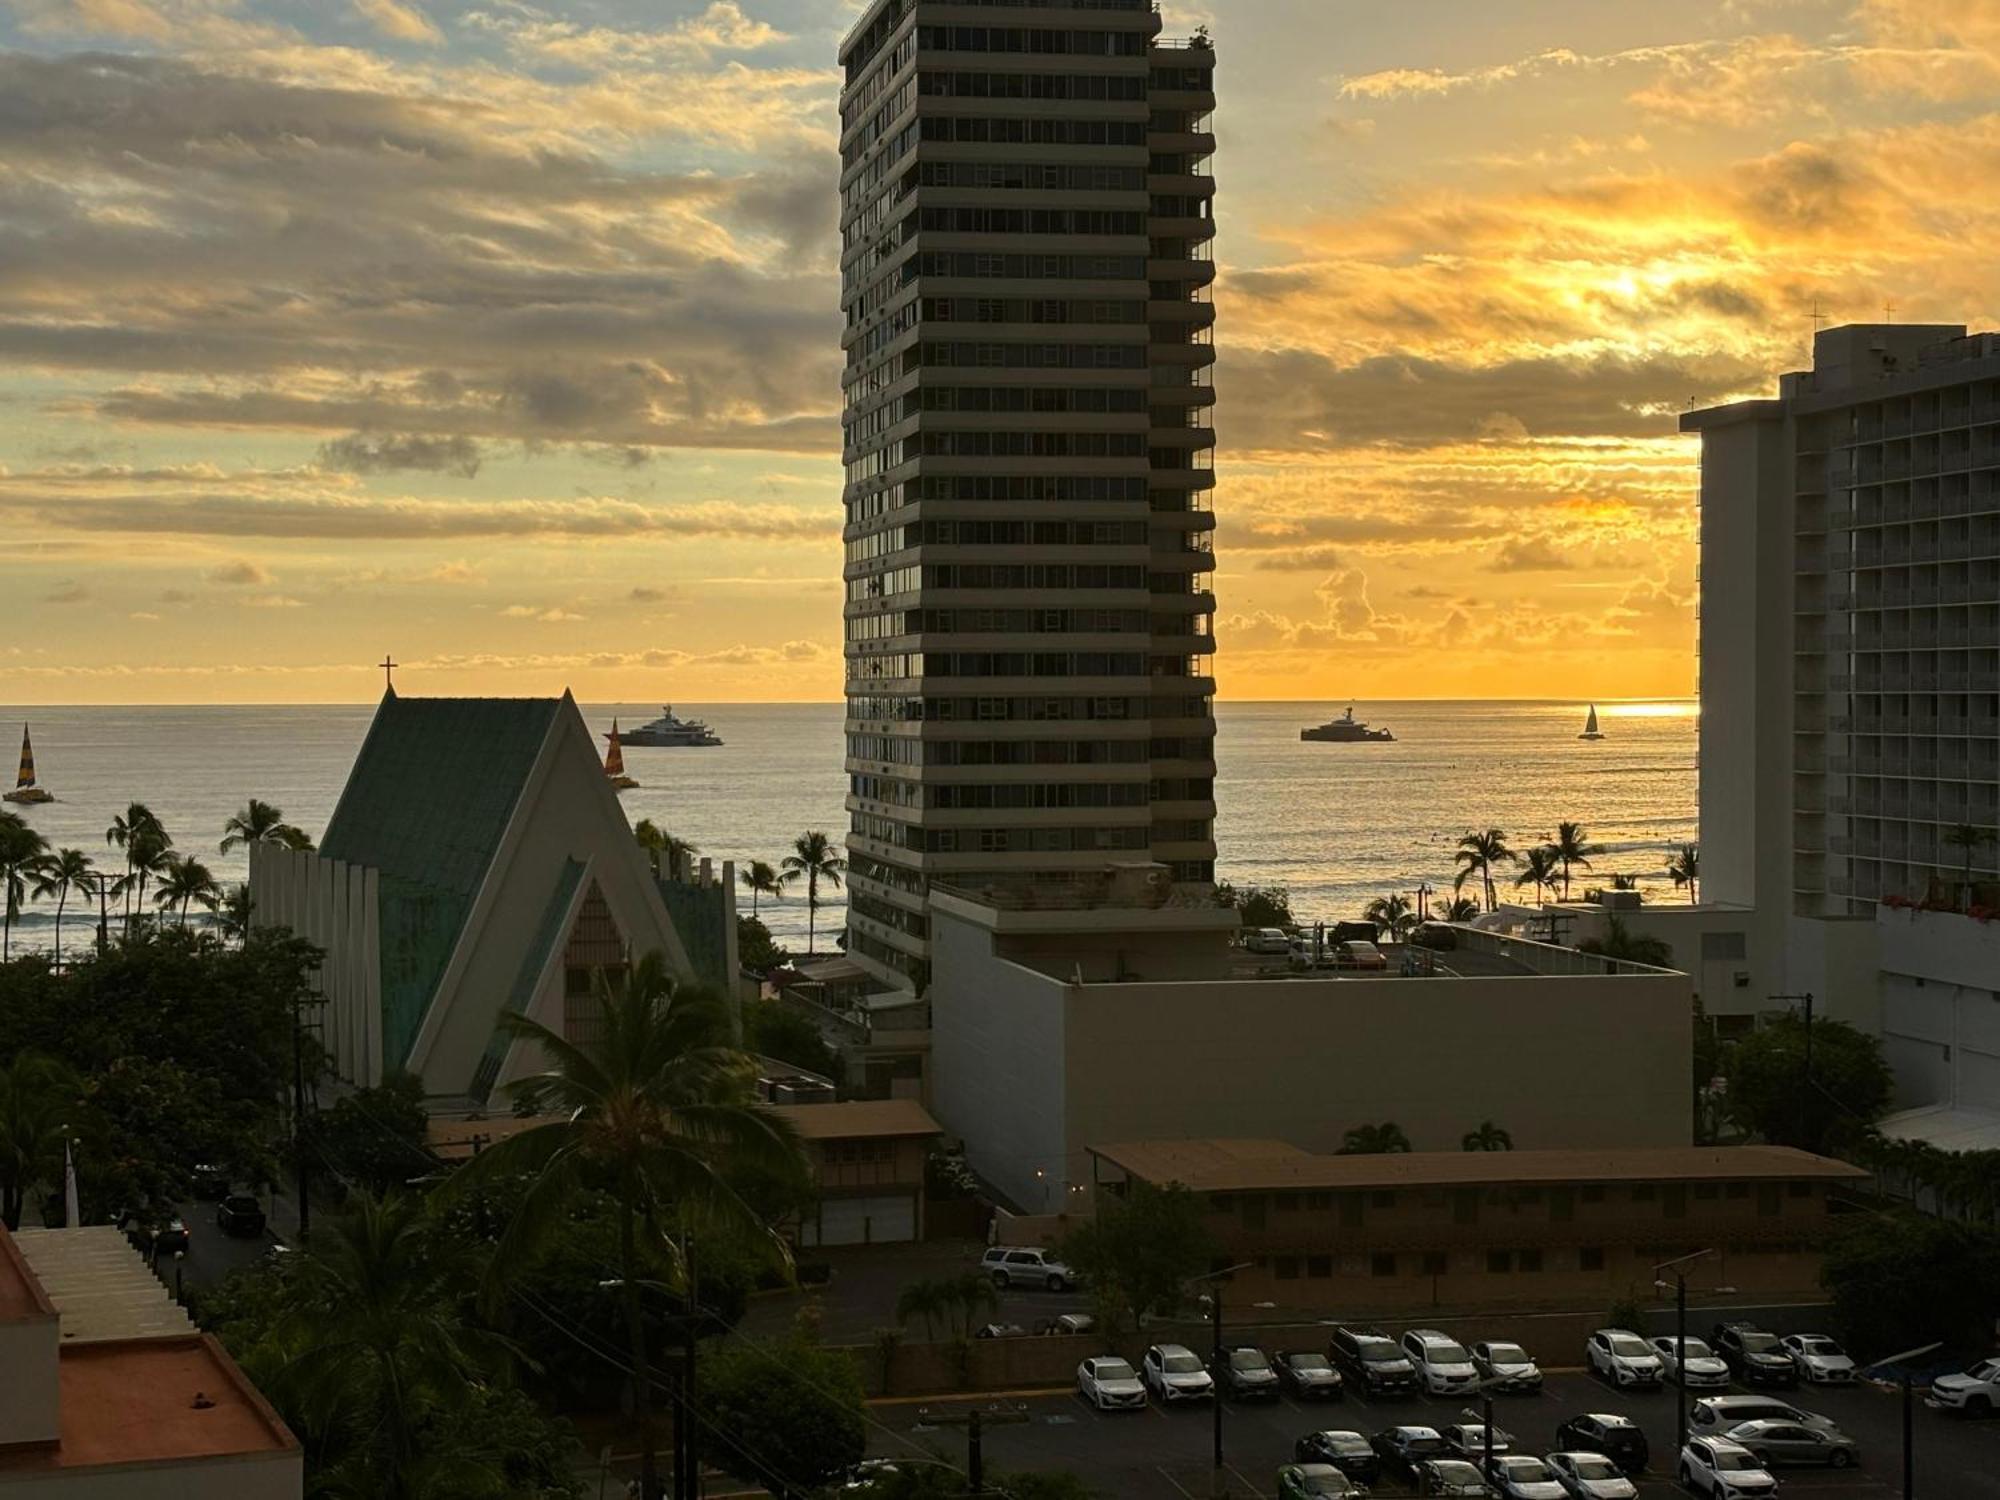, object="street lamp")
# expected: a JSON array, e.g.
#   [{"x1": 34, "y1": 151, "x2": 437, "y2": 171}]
[
  {"x1": 1653, "y1": 1249, "x2": 1735, "y2": 1457},
  {"x1": 1877, "y1": 1340, "x2": 1943, "y2": 1498},
  {"x1": 1455, "y1": 1375, "x2": 1518, "y2": 1486},
  {"x1": 1186, "y1": 1262, "x2": 1270, "y2": 1500}
]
